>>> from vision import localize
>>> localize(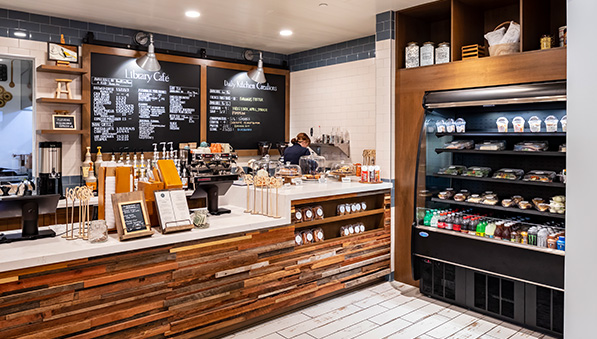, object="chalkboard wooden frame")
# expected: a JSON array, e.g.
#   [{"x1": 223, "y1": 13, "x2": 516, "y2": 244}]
[
  {"x1": 52, "y1": 114, "x2": 76, "y2": 130},
  {"x1": 81, "y1": 44, "x2": 289, "y2": 159},
  {"x1": 111, "y1": 191, "x2": 154, "y2": 241}
]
